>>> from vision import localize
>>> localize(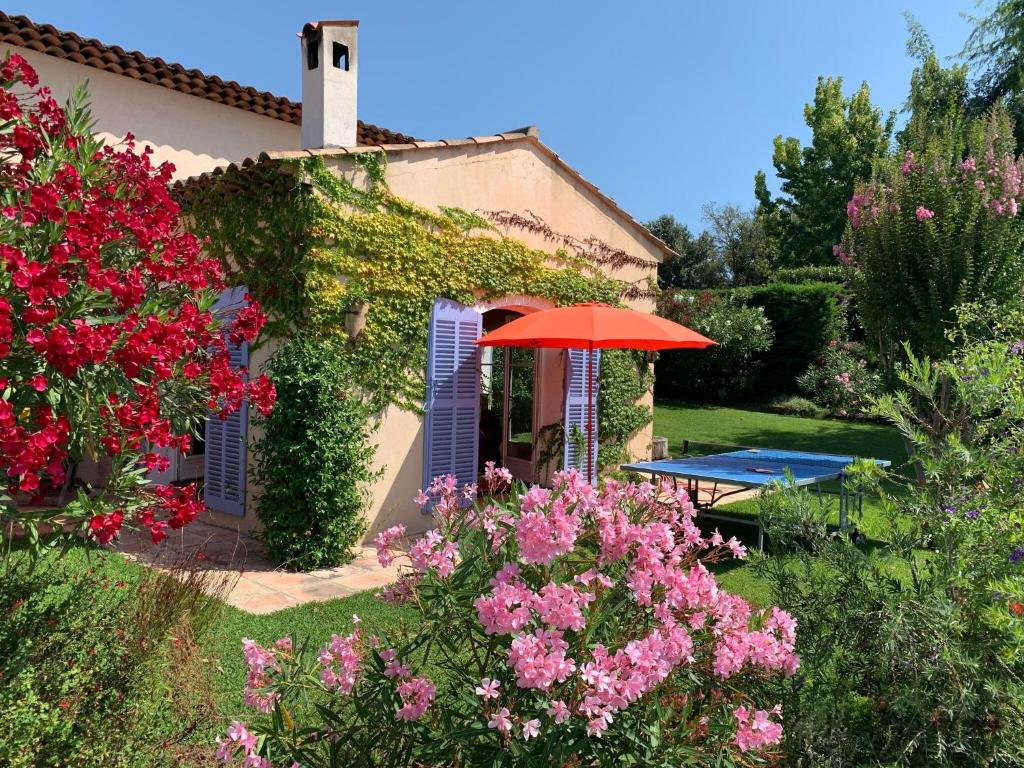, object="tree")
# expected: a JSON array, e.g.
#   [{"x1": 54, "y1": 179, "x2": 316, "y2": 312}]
[
  {"x1": 645, "y1": 214, "x2": 726, "y2": 288},
  {"x1": 755, "y1": 77, "x2": 894, "y2": 267},
  {"x1": 961, "y1": 0, "x2": 1024, "y2": 150},
  {"x1": 701, "y1": 203, "x2": 772, "y2": 286},
  {"x1": 841, "y1": 105, "x2": 1024, "y2": 374},
  {"x1": 0, "y1": 54, "x2": 275, "y2": 553}
]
